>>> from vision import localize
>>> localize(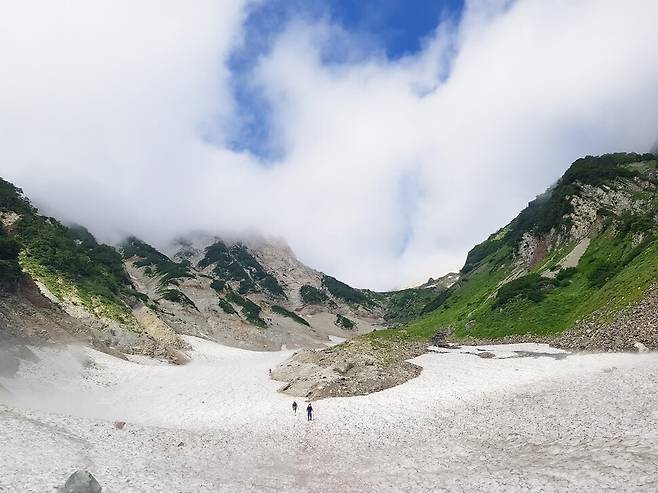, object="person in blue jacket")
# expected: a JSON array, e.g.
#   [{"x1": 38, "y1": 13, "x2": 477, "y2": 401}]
[{"x1": 306, "y1": 402, "x2": 313, "y2": 421}]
